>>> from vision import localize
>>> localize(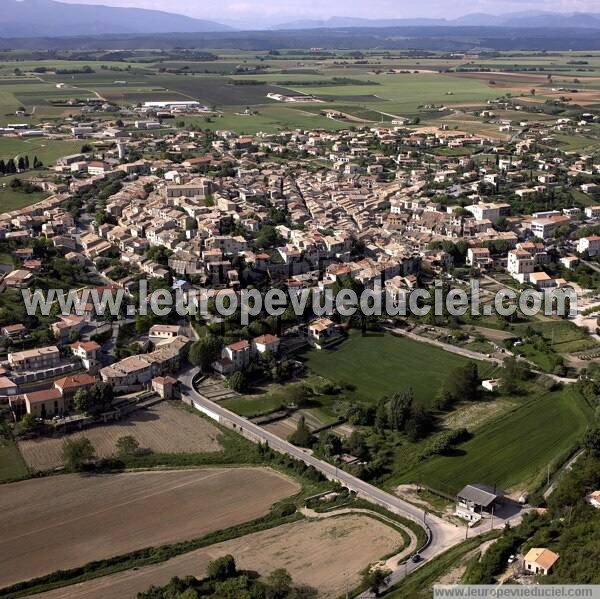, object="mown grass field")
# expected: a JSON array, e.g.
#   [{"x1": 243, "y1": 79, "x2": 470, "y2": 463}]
[
  {"x1": 0, "y1": 438, "x2": 28, "y2": 483},
  {"x1": 401, "y1": 386, "x2": 592, "y2": 495},
  {"x1": 302, "y1": 330, "x2": 496, "y2": 407},
  {"x1": 0, "y1": 138, "x2": 82, "y2": 165},
  {"x1": 0, "y1": 187, "x2": 48, "y2": 212}
]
